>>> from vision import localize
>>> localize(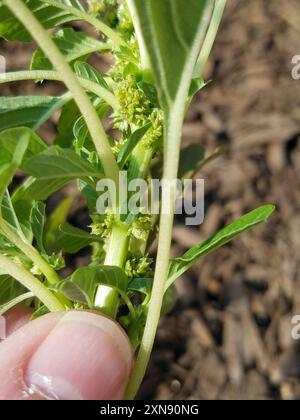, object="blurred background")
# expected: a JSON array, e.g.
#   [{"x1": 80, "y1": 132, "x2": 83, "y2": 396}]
[{"x1": 1, "y1": 0, "x2": 300, "y2": 400}]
